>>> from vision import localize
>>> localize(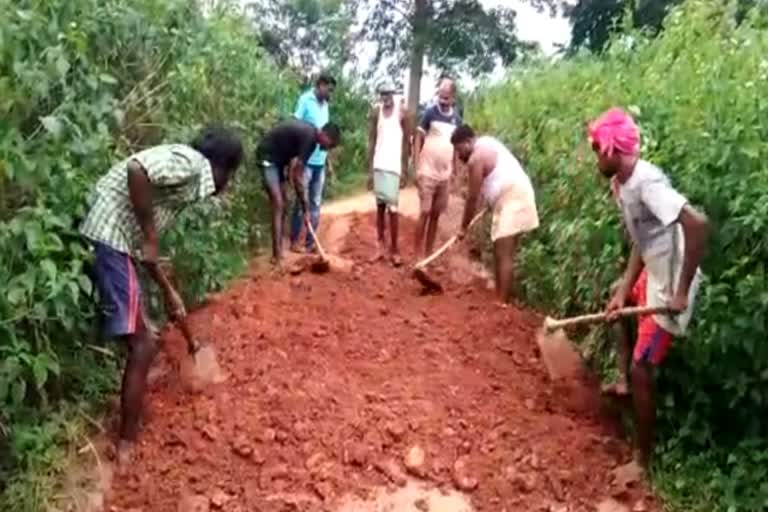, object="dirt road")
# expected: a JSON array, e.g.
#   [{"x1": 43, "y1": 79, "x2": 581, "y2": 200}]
[{"x1": 93, "y1": 189, "x2": 656, "y2": 512}]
